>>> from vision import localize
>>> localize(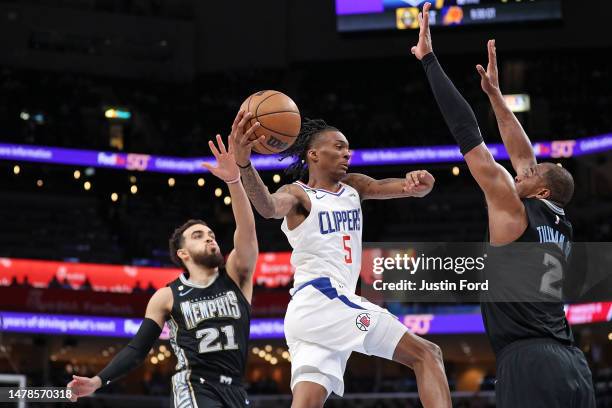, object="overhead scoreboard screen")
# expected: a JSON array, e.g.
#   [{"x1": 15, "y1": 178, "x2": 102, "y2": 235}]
[{"x1": 336, "y1": 0, "x2": 563, "y2": 32}]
